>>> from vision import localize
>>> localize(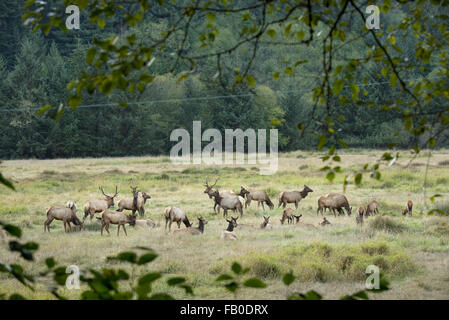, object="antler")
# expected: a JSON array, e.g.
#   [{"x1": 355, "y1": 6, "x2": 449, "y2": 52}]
[
  {"x1": 113, "y1": 185, "x2": 119, "y2": 197},
  {"x1": 211, "y1": 178, "x2": 218, "y2": 188},
  {"x1": 99, "y1": 186, "x2": 106, "y2": 196}
]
